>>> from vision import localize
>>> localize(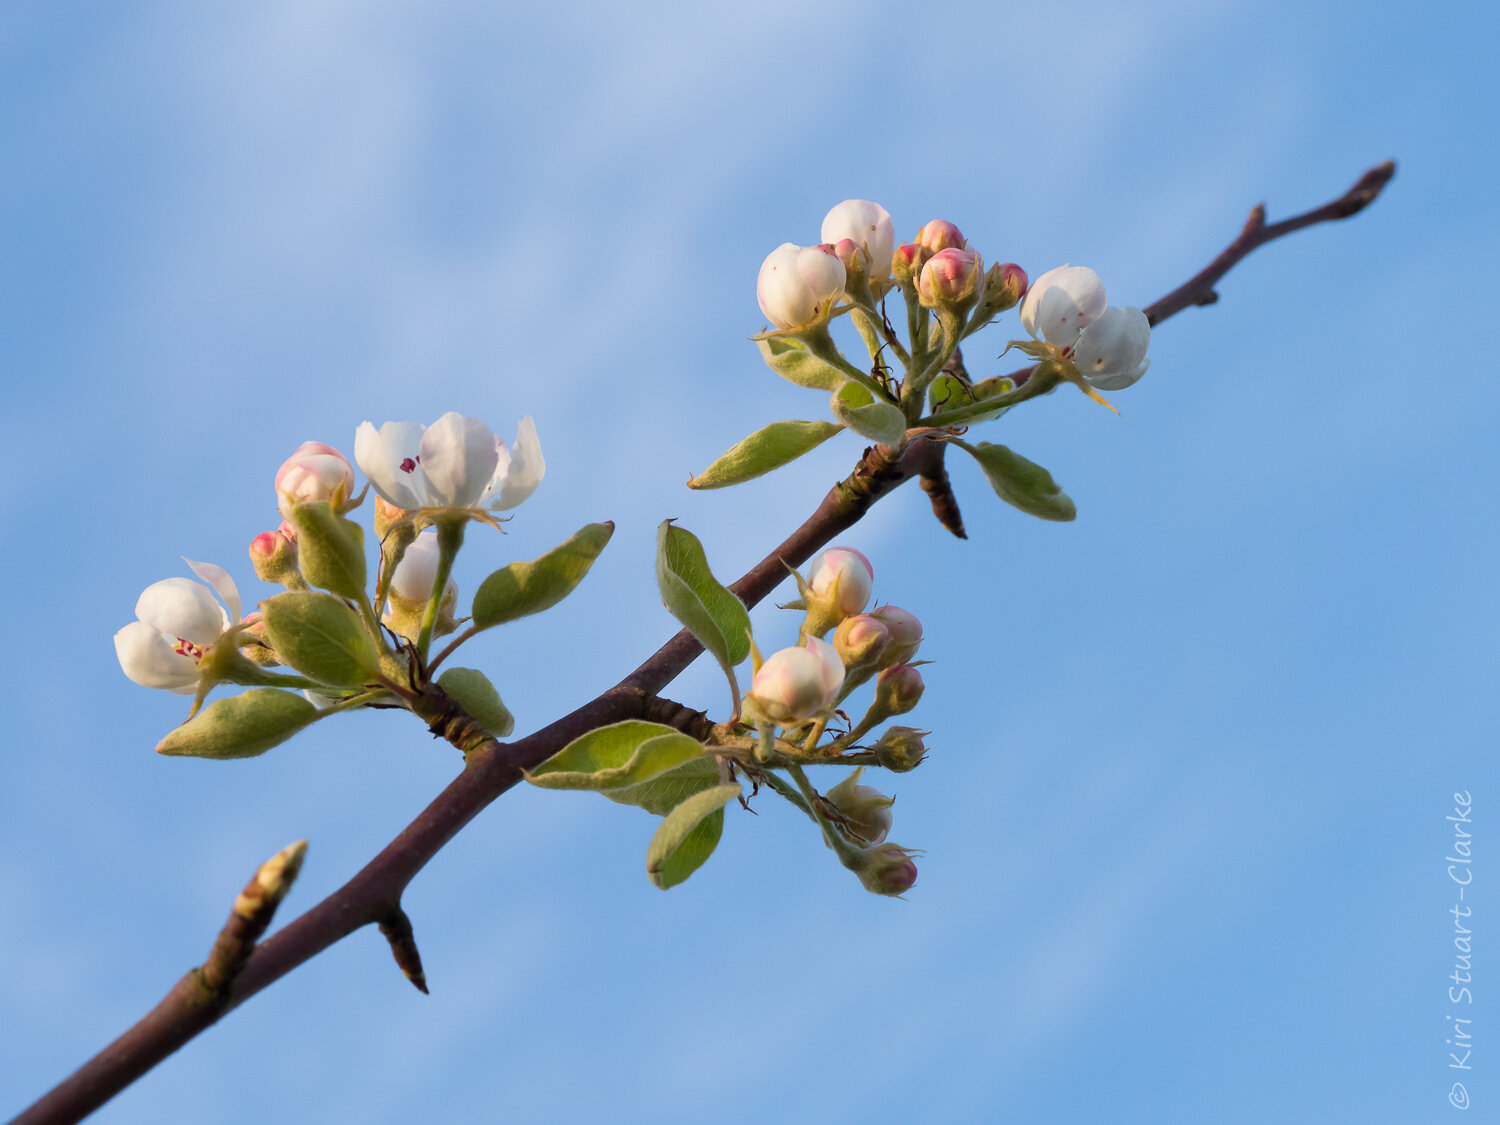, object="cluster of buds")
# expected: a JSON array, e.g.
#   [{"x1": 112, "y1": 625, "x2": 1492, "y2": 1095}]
[{"x1": 737, "y1": 546, "x2": 932, "y2": 896}]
